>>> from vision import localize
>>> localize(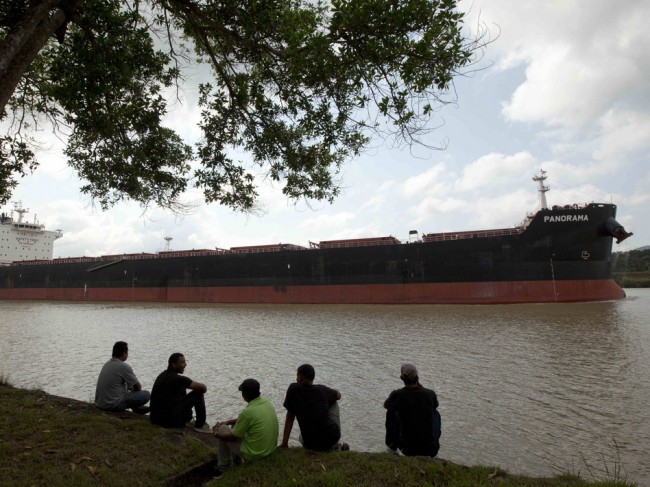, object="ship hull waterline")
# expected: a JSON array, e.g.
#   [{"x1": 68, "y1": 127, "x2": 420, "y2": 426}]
[{"x1": 0, "y1": 279, "x2": 625, "y2": 304}]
